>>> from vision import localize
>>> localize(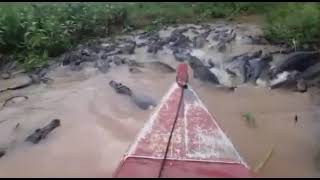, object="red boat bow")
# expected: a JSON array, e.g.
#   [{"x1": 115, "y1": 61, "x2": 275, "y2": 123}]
[{"x1": 112, "y1": 64, "x2": 253, "y2": 178}]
